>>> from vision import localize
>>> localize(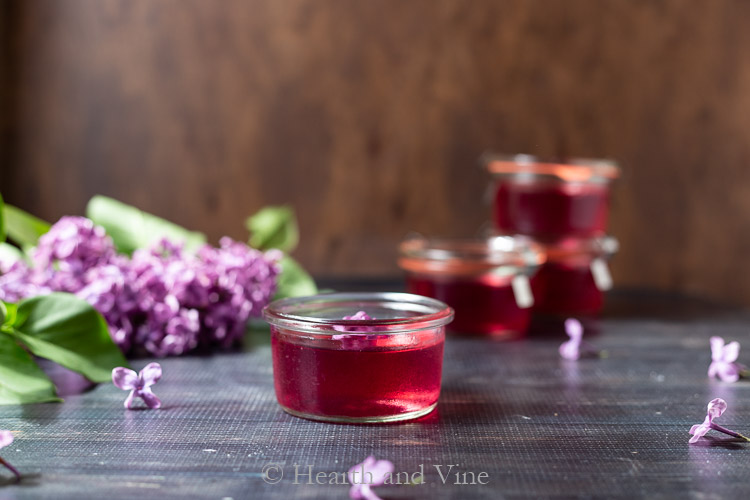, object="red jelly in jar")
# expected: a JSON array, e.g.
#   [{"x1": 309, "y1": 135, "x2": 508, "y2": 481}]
[
  {"x1": 484, "y1": 155, "x2": 620, "y2": 241},
  {"x1": 532, "y1": 236, "x2": 618, "y2": 316},
  {"x1": 398, "y1": 235, "x2": 545, "y2": 338},
  {"x1": 263, "y1": 292, "x2": 453, "y2": 423}
]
